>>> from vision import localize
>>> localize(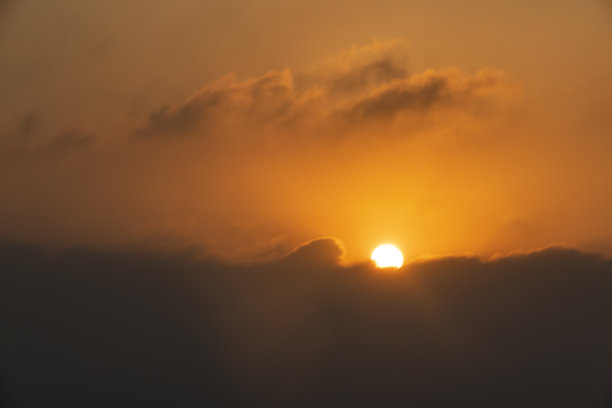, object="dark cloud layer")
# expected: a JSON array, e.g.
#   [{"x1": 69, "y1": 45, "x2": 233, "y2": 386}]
[{"x1": 2, "y1": 239, "x2": 612, "y2": 407}]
